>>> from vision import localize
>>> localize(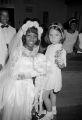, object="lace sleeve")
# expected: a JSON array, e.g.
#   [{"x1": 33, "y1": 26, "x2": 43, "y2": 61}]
[{"x1": 9, "y1": 48, "x2": 21, "y2": 68}]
